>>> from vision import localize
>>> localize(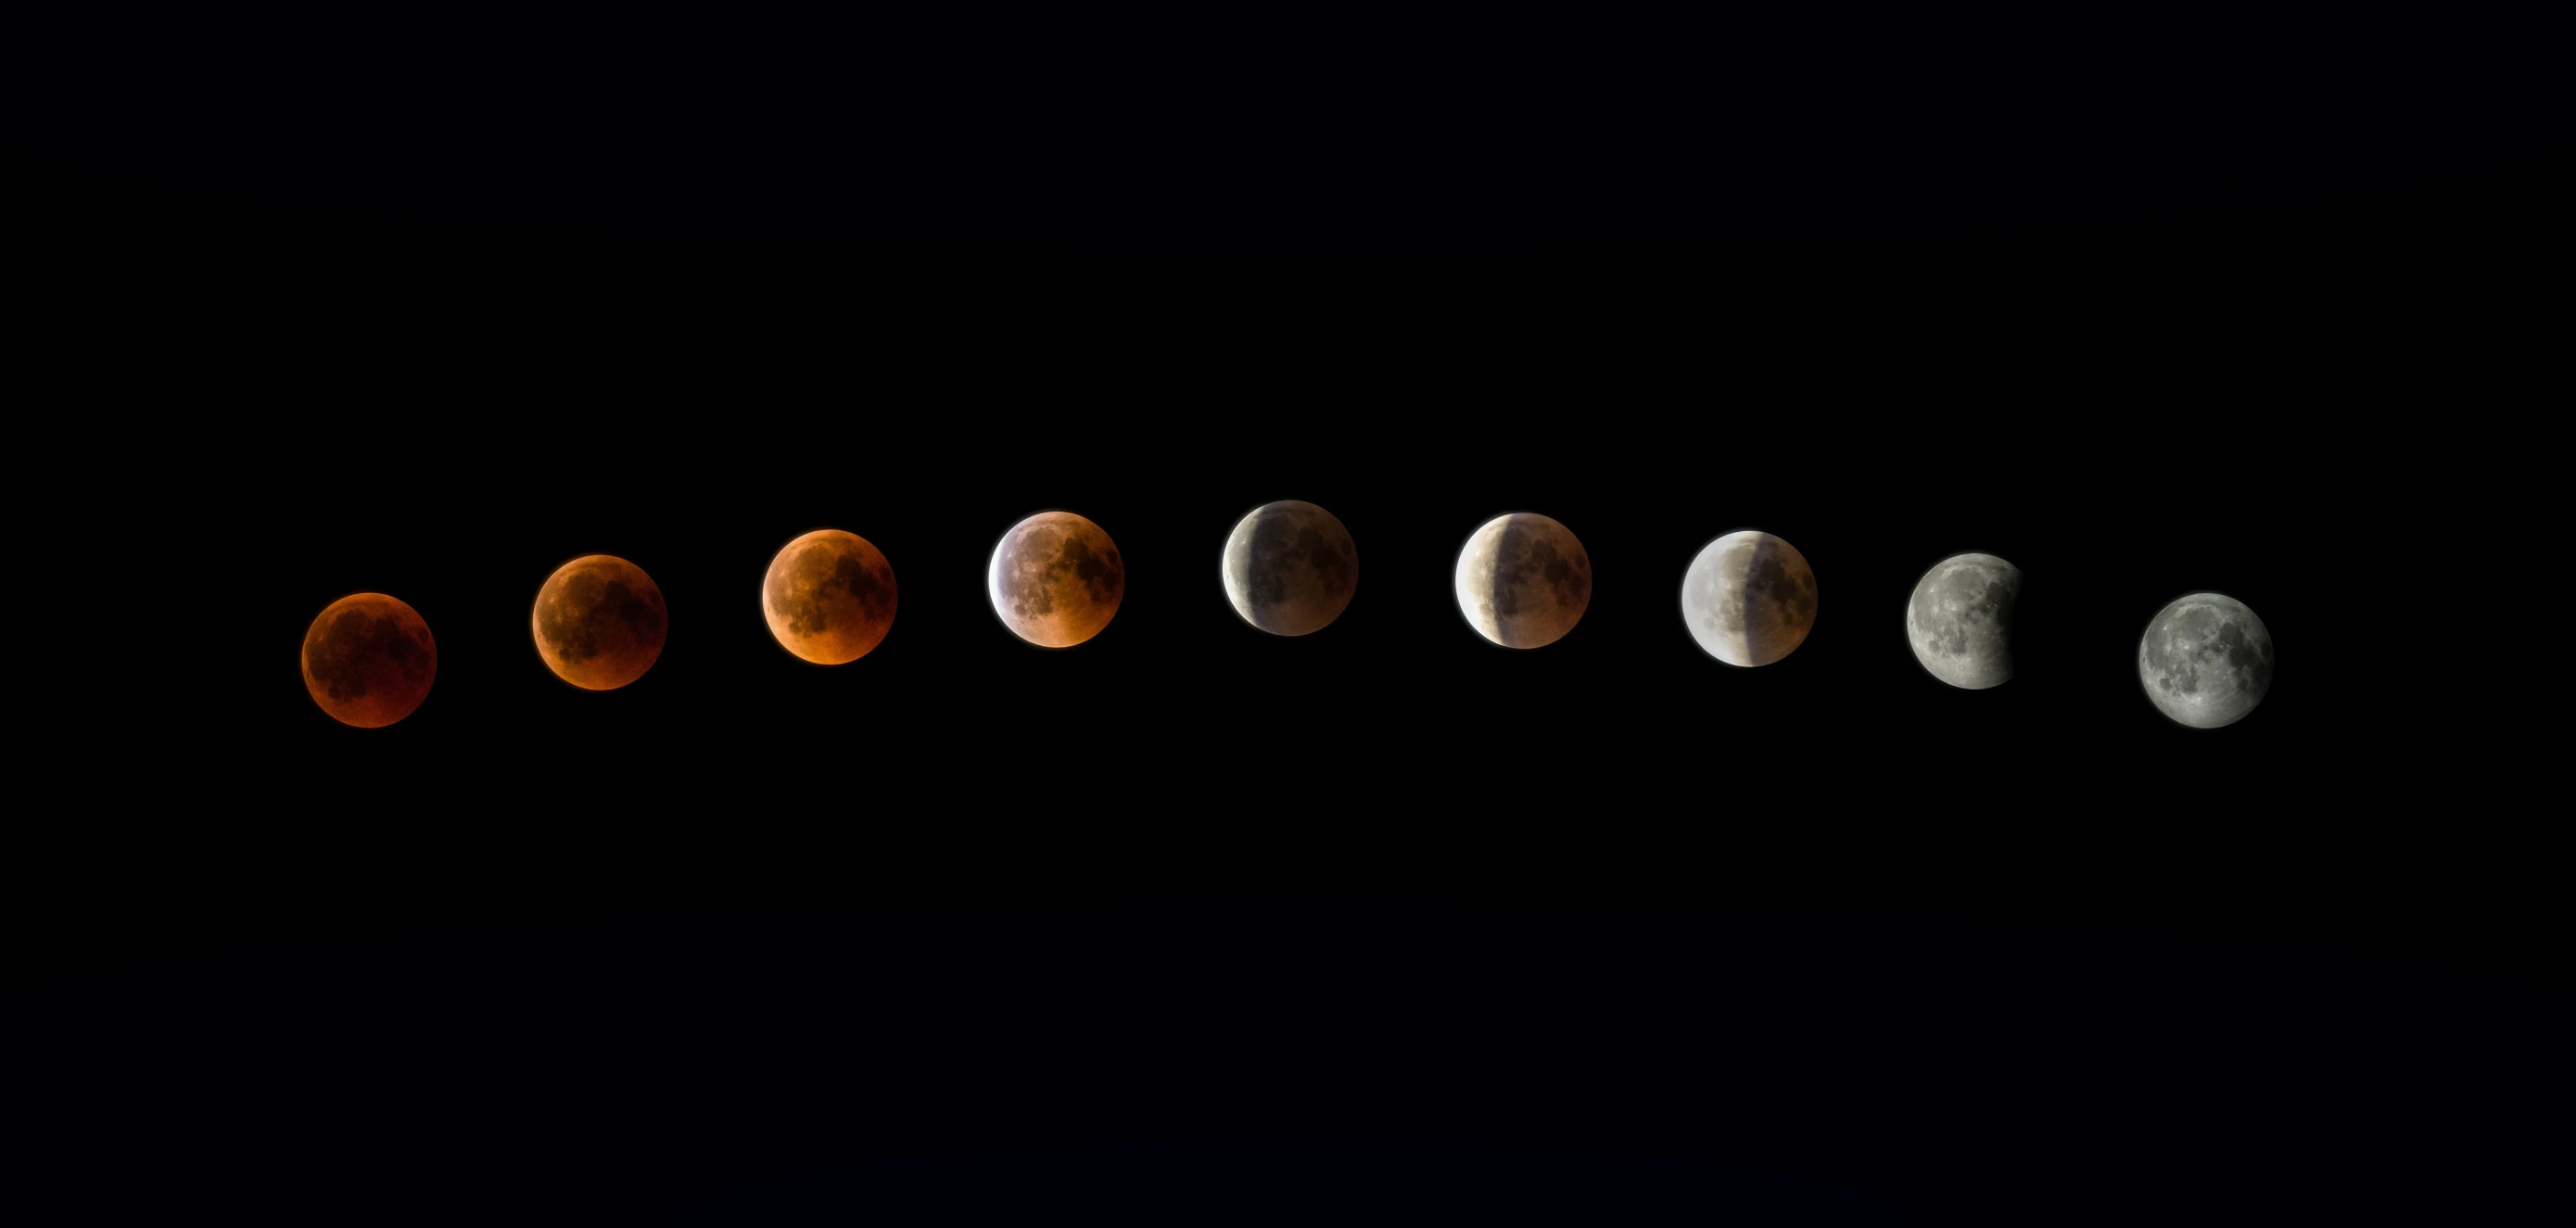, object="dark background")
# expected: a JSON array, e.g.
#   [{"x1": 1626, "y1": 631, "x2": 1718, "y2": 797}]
[{"x1": 8, "y1": 3, "x2": 2565, "y2": 1225}]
